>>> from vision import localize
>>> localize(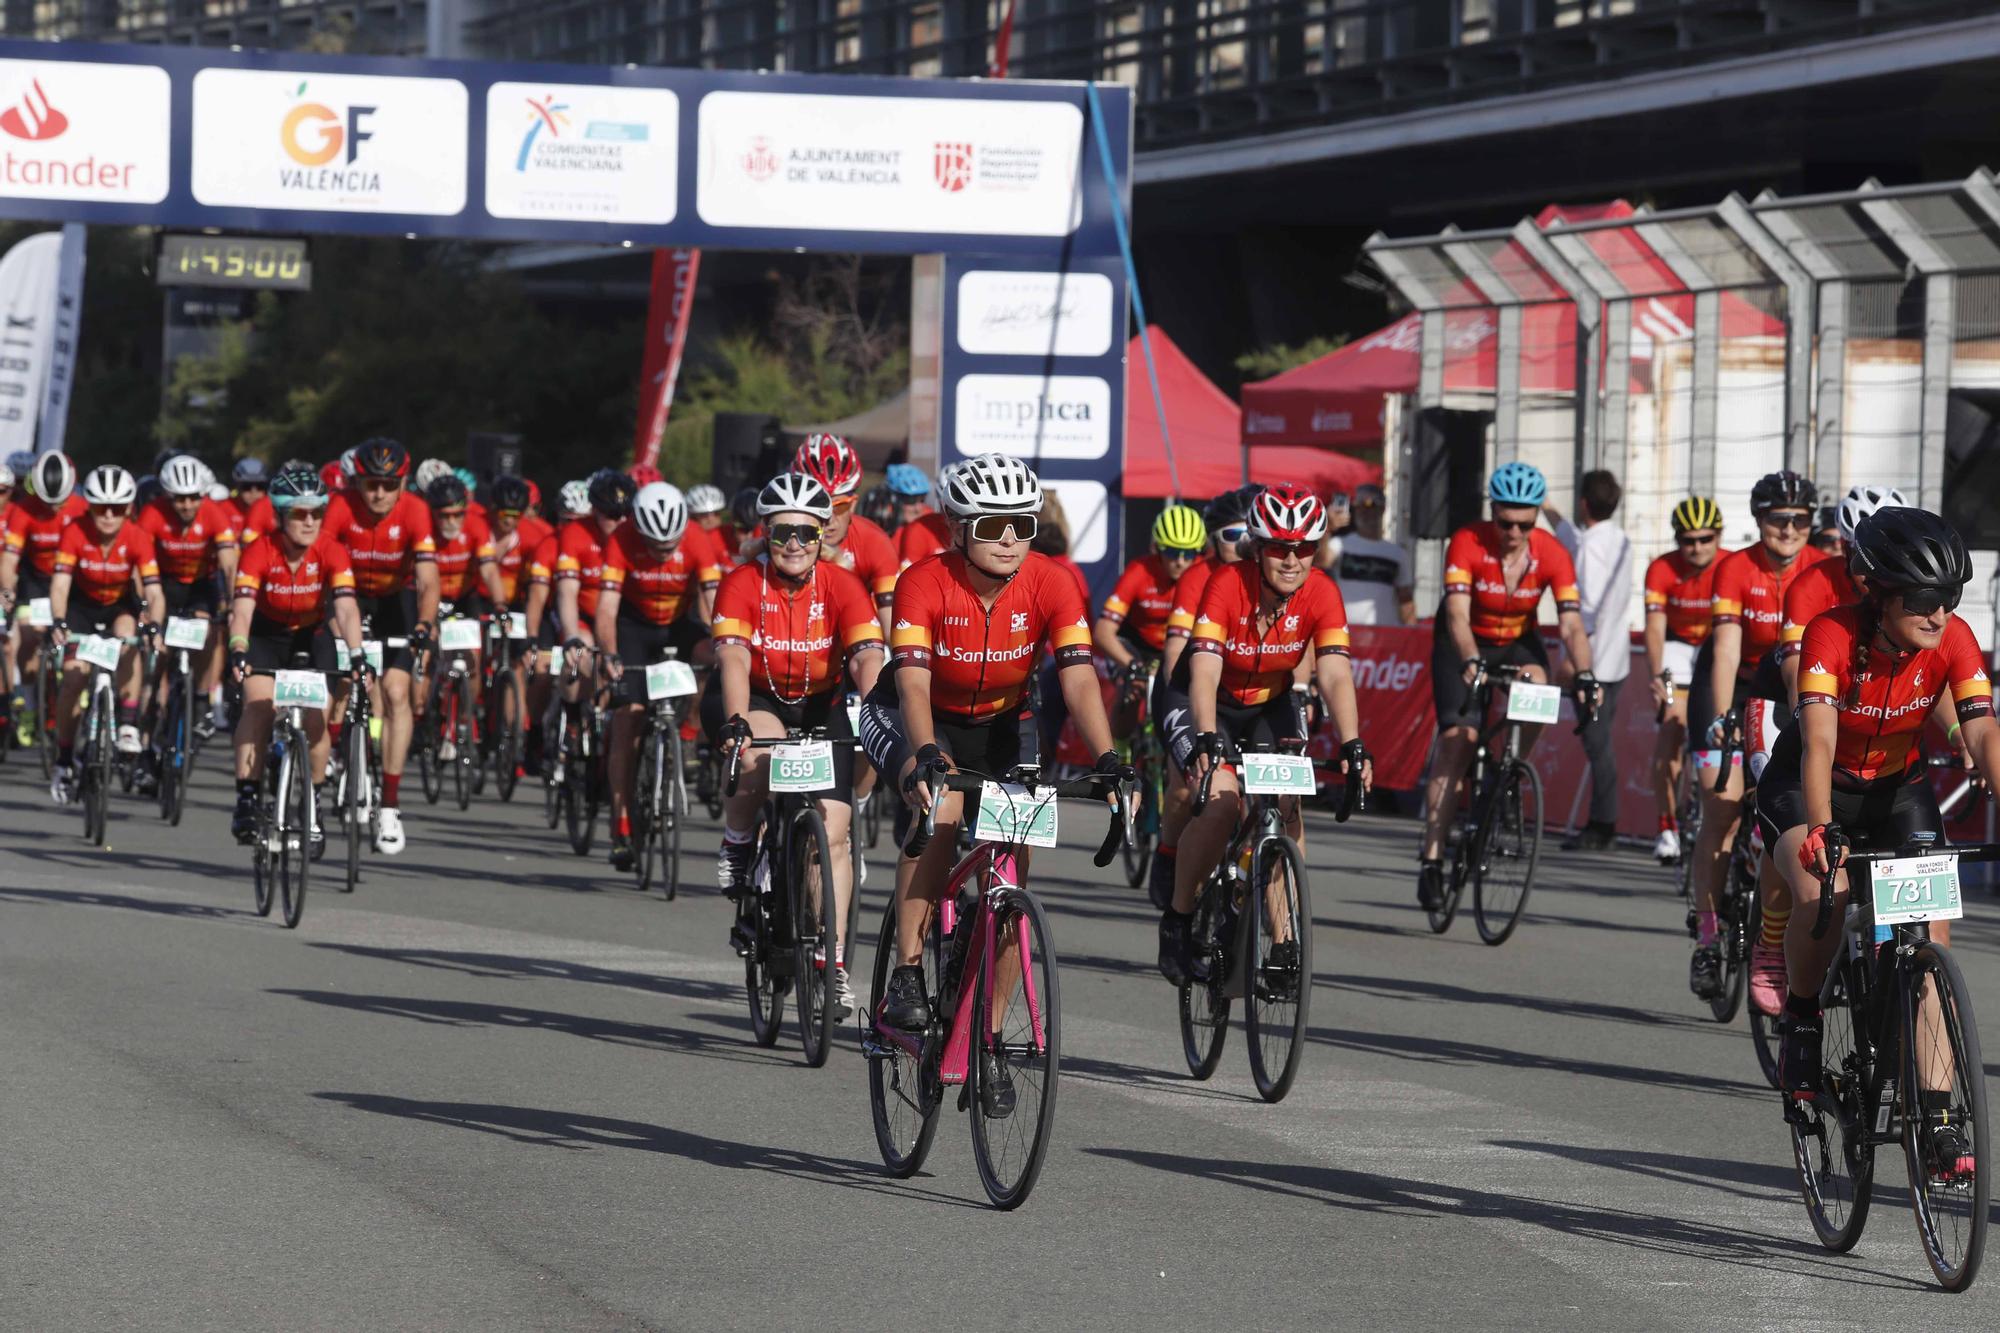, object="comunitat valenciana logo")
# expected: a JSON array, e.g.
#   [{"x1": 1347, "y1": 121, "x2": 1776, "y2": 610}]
[
  {"x1": 278, "y1": 81, "x2": 380, "y2": 193},
  {"x1": 514, "y1": 93, "x2": 648, "y2": 174}
]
